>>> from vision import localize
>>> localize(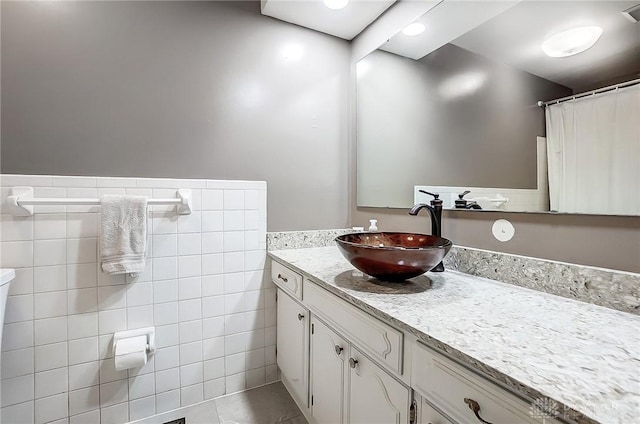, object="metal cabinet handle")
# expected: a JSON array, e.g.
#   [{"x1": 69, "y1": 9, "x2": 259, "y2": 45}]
[
  {"x1": 334, "y1": 345, "x2": 343, "y2": 355},
  {"x1": 297, "y1": 313, "x2": 304, "y2": 321},
  {"x1": 464, "y1": 398, "x2": 494, "y2": 424},
  {"x1": 349, "y1": 358, "x2": 358, "y2": 368},
  {"x1": 277, "y1": 273, "x2": 288, "y2": 283}
]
